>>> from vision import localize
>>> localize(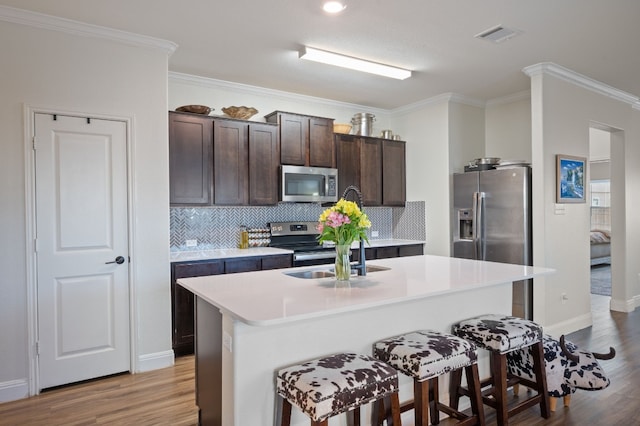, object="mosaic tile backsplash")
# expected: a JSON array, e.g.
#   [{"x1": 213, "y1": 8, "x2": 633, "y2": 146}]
[{"x1": 170, "y1": 201, "x2": 425, "y2": 251}]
